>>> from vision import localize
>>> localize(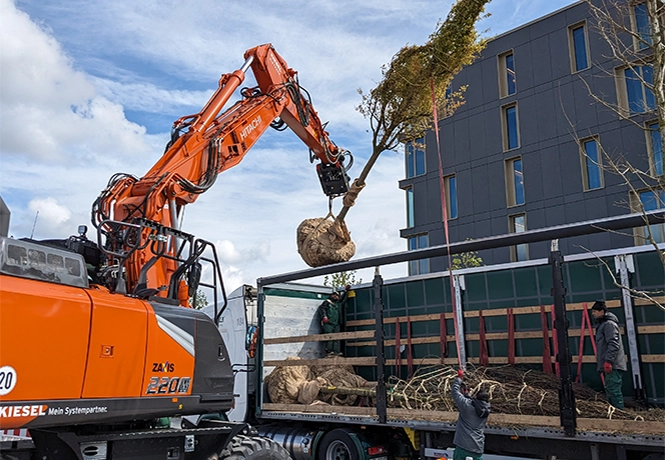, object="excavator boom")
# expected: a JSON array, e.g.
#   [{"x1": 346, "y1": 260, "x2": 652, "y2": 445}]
[{"x1": 91, "y1": 44, "x2": 351, "y2": 298}]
